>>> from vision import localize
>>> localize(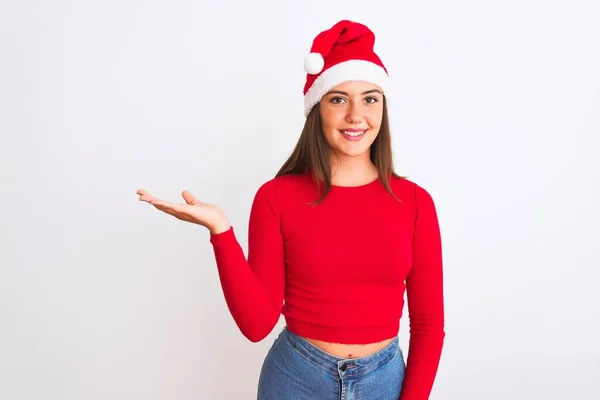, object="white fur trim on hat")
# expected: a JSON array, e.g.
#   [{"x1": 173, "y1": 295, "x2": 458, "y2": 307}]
[{"x1": 303, "y1": 59, "x2": 390, "y2": 116}]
